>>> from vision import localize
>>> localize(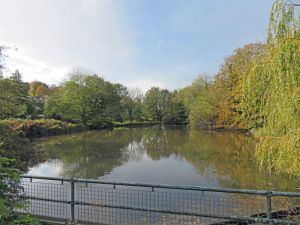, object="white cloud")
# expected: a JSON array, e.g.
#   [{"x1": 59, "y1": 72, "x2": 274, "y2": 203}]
[
  {"x1": 4, "y1": 47, "x2": 70, "y2": 85},
  {"x1": 126, "y1": 78, "x2": 167, "y2": 93},
  {"x1": 0, "y1": 0, "x2": 139, "y2": 85},
  {"x1": 0, "y1": 0, "x2": 197, "y2": 90}
]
